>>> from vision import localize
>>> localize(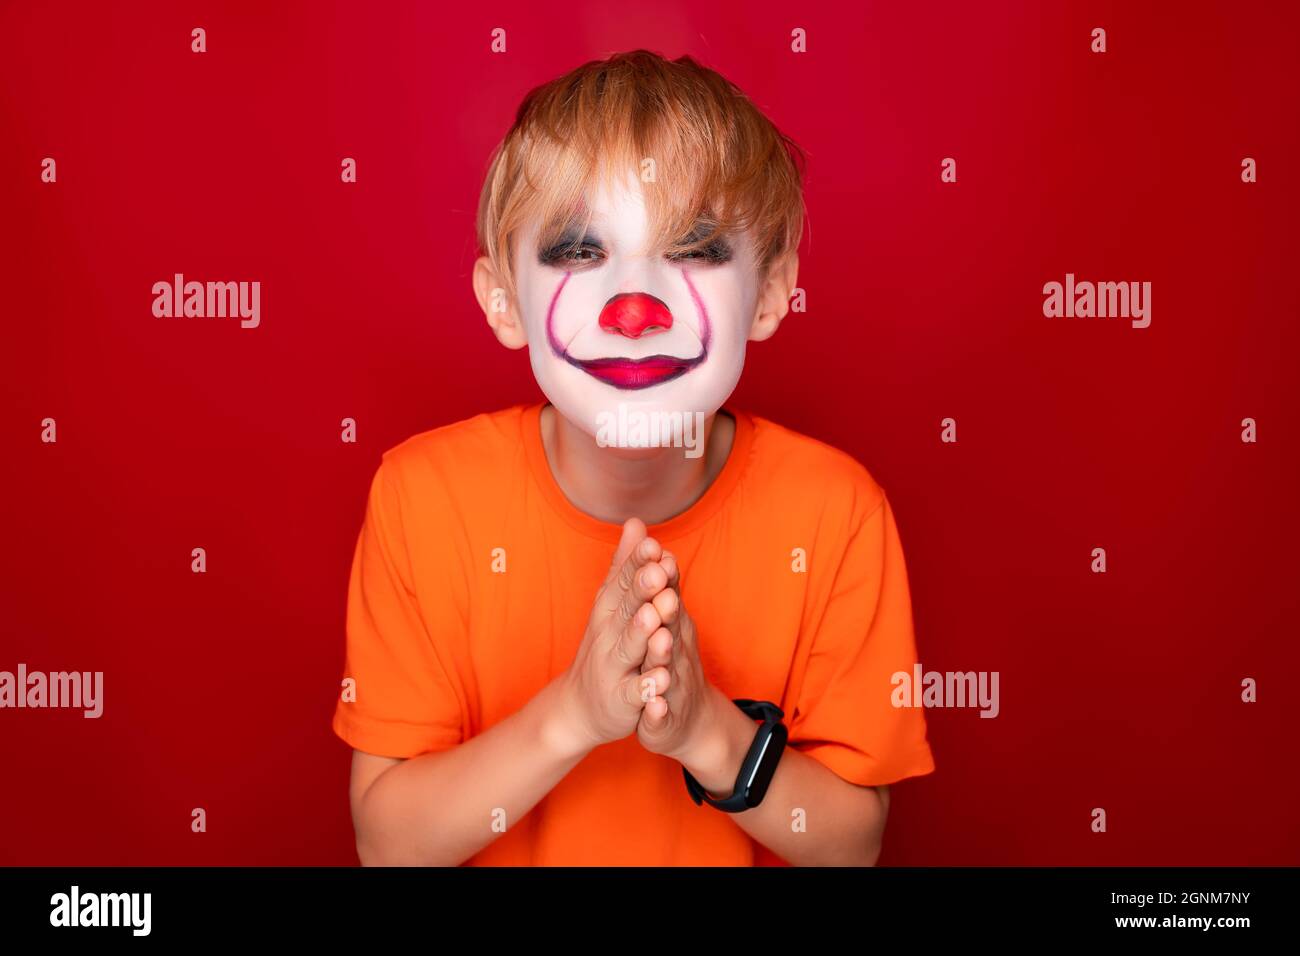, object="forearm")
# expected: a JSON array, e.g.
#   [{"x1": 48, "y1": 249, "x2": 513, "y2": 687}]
[
  {"x1": 354, "y1": 678, "x2": 591, "y2": 866},
  {"x1": 682, "y1": 686, "x2": 888, "y2": 866}
]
